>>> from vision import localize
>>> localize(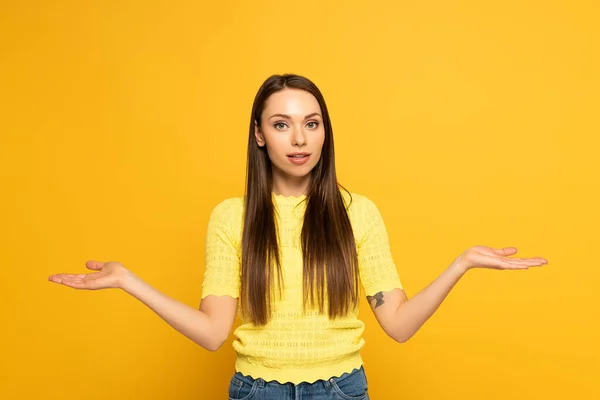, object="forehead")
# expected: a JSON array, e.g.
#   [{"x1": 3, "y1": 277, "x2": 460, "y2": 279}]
[{"x1": 262, "y1": 89, "x2": 321, "y2": 116}]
